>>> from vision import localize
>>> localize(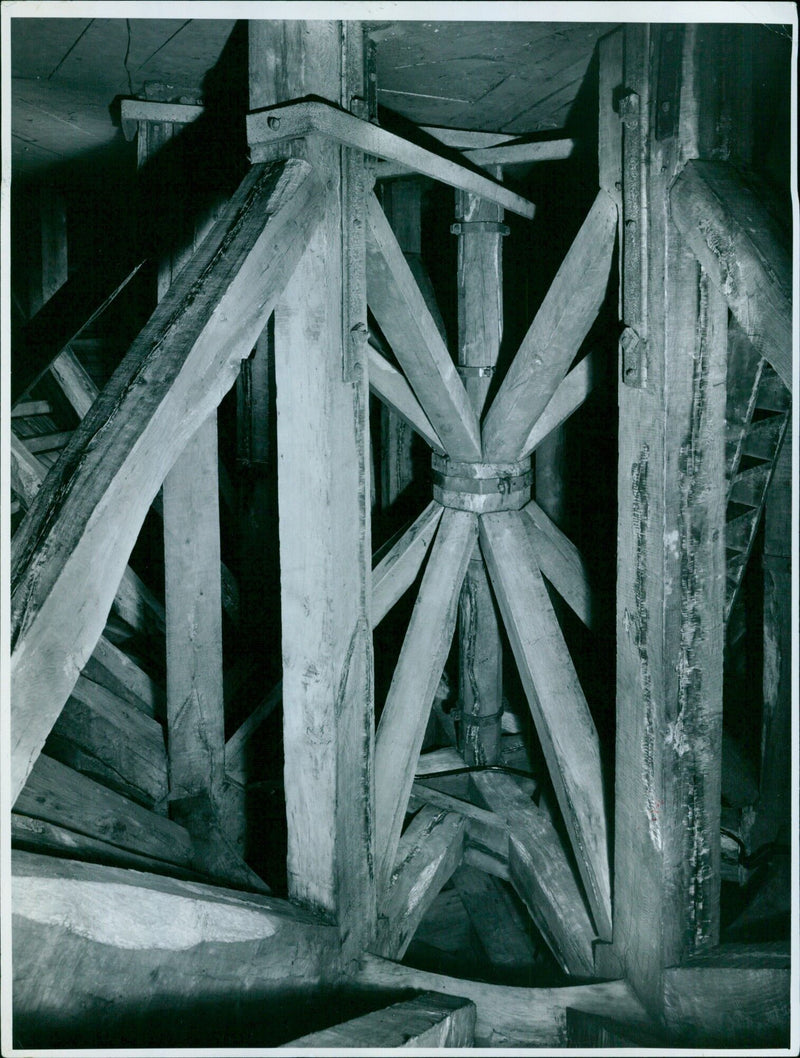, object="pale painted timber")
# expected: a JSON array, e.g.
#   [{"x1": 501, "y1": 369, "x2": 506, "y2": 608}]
[
  {"x1": 366, "y1": 191, "x2": 482, "y2": 461},
  {"x1": 247, "y1": 99, "x2": 536, "y2": 219},
  {"x1": 367, "y1": 344, "x2": 445, "y2": 455},
  {"x1": 482, "y1": 189, "x2": 616, "y2": 461},
  {"x1": 520, "y1": 352, "x2": 597, "y2": 459},
  {"x1": 9, "y1": 156, "x2": 324, "y2": 802},
  {"x1": 670, "y1": 159, "x2": 792, "y2": 391},
  {"x1": 471, "y1": 771, "x2": 596, "y2": 977},
  {"x1": 371, "y1": 500, "x2": 444, "y2": 627},
  {"x1": 374, "y1": 805, "x2": 466, "y2": 959},
  {"x1": 250, "y1": 19, "x2": 376, "y2": 951},
  {"x1": 479, "y1": 510, "x2": 611, "y2": 939},
  {"x1": 284, "y1": 992, "x2": 476, "y2": 1049},
  {"x1": 375, "y1": 508, "x2": 478, "y2": 889},
  {"x1": 522, "y1": 500, "x2": 593, "y2": 628},
  {"x1": 354, "y1": 953, "x2": 651, "y2": 1048}
]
